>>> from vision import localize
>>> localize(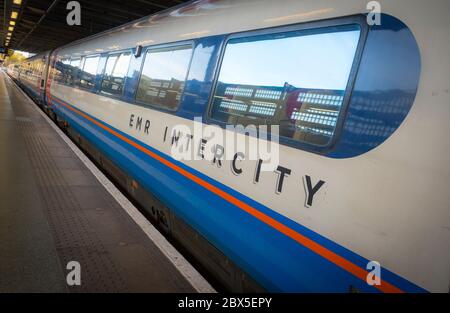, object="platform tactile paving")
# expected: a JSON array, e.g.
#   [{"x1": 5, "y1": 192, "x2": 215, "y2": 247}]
[{"x1": 1, "y1": 74, "x2": 195, "y2": 293}]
